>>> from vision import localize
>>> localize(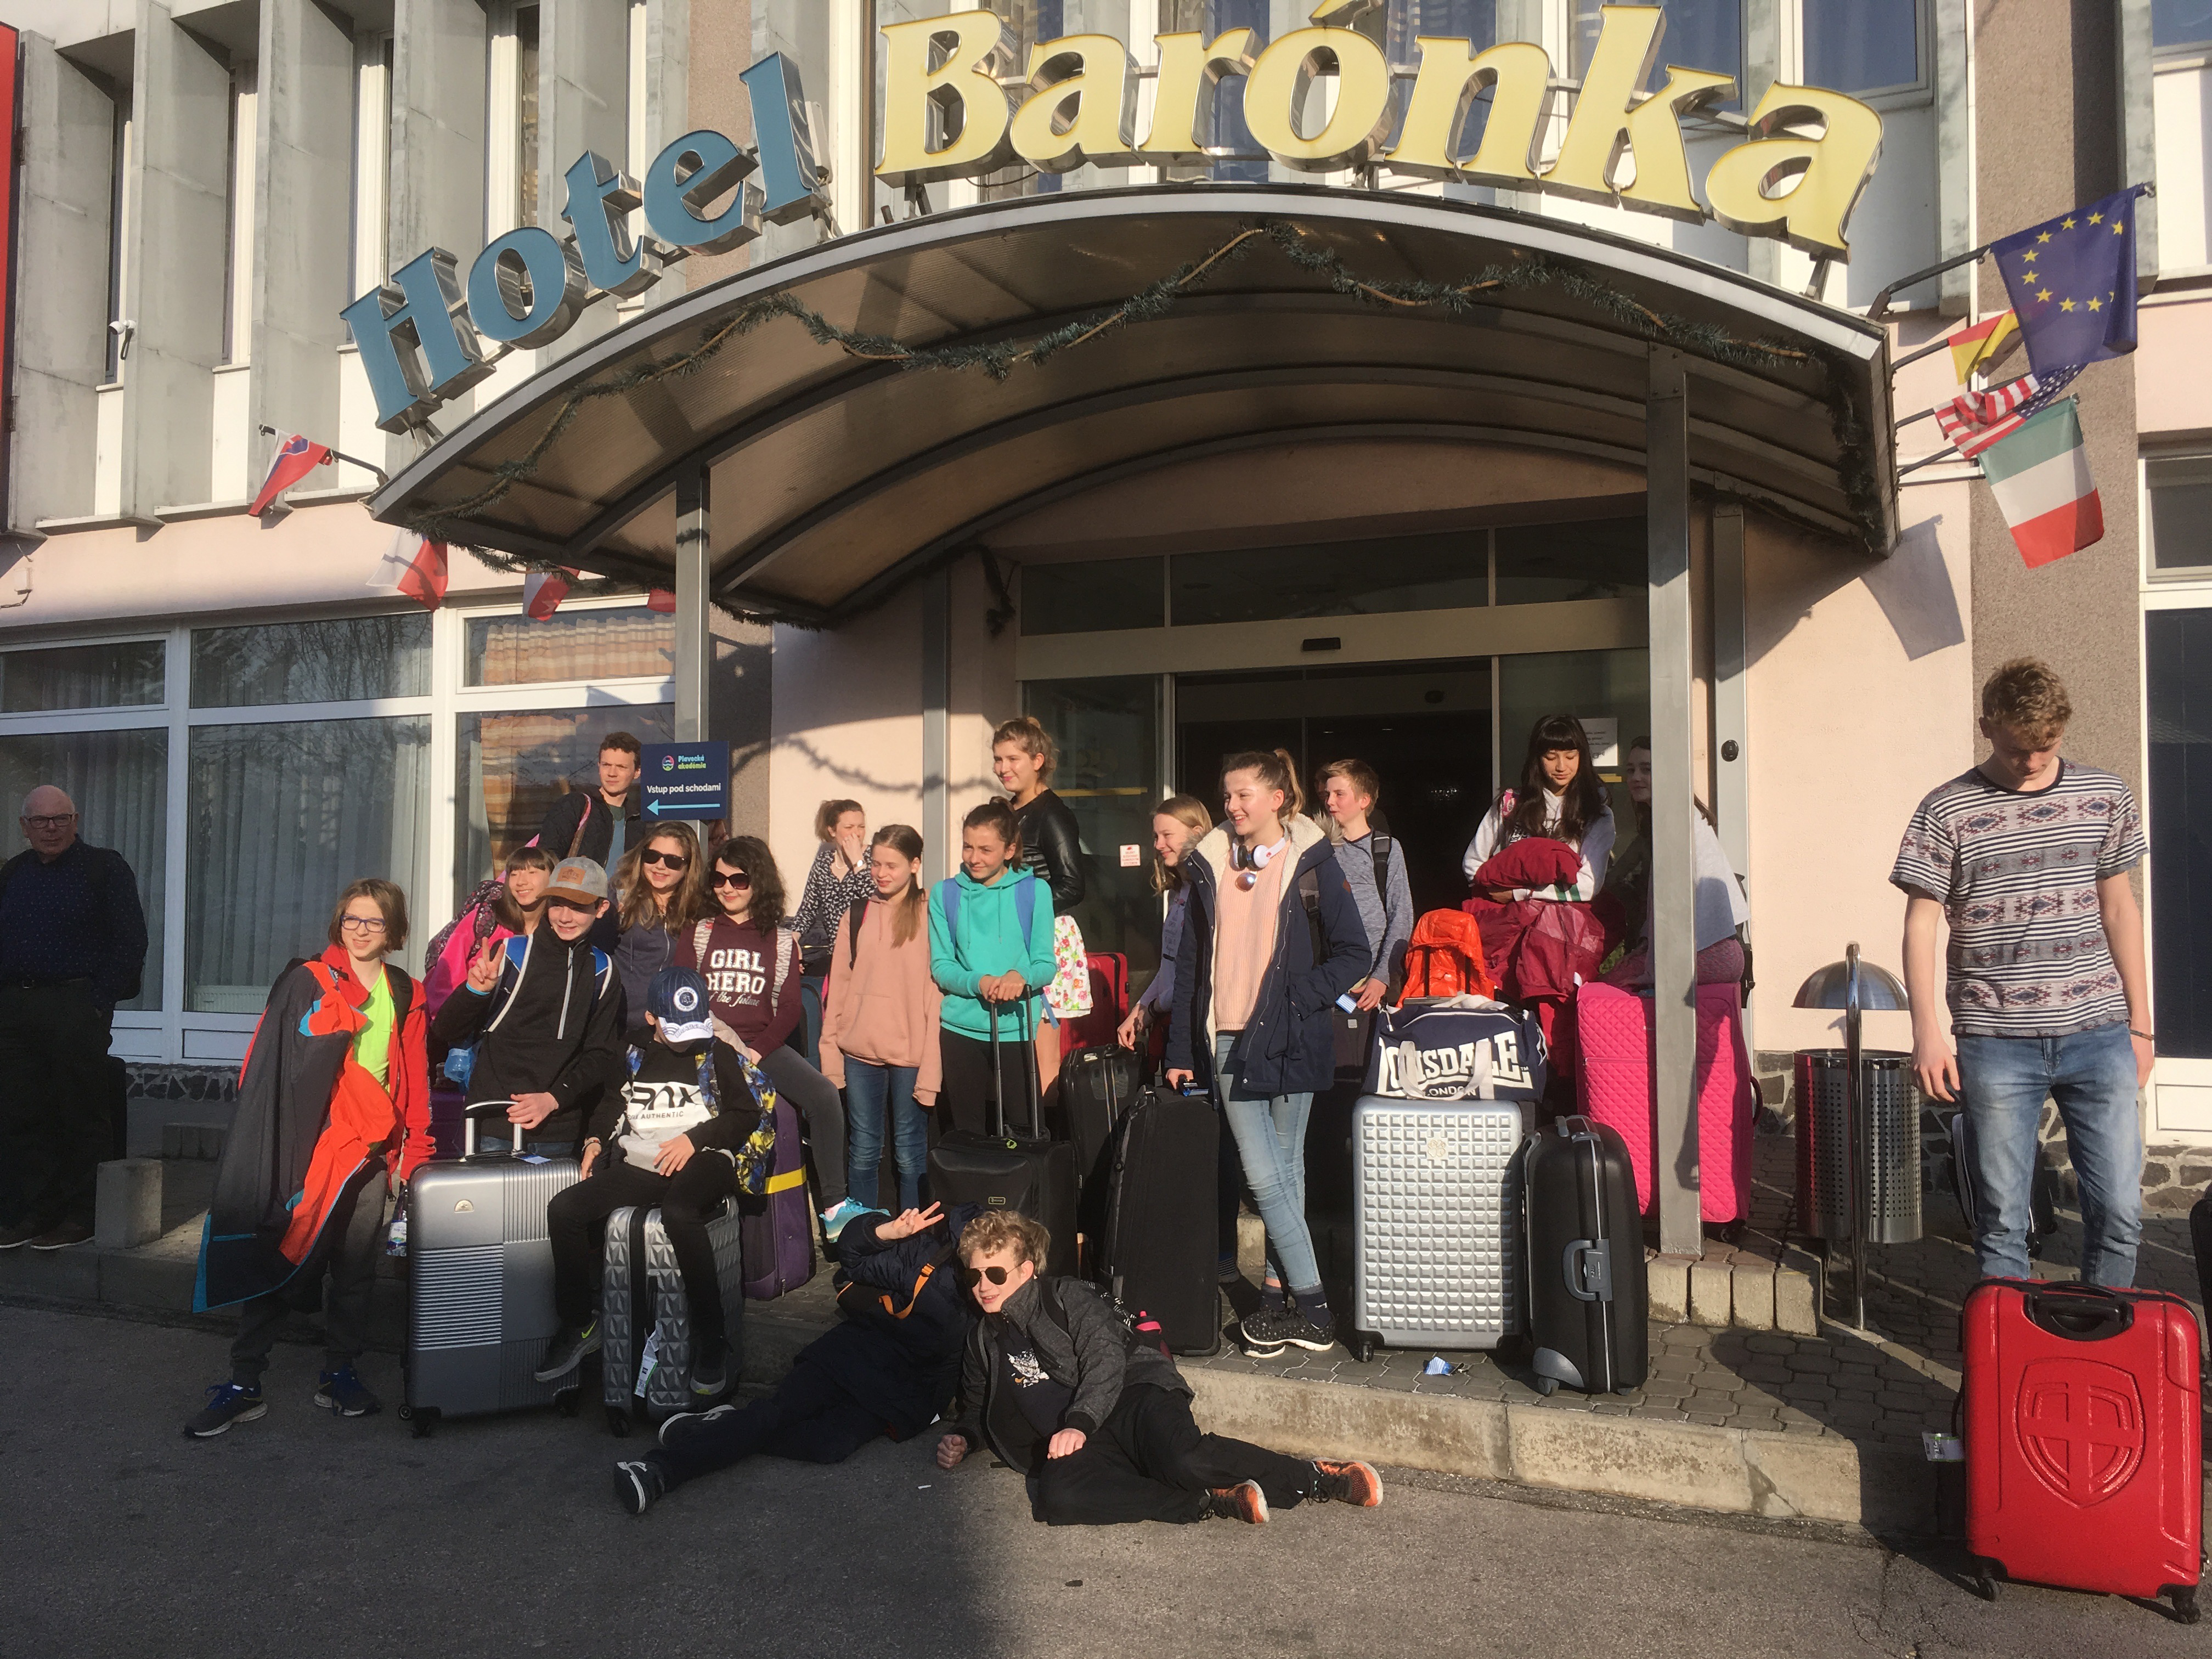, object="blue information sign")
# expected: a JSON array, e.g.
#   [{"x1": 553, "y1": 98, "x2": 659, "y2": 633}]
[{"x1": 640, "y1": 741, "x2": 730, "y2": 819}]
